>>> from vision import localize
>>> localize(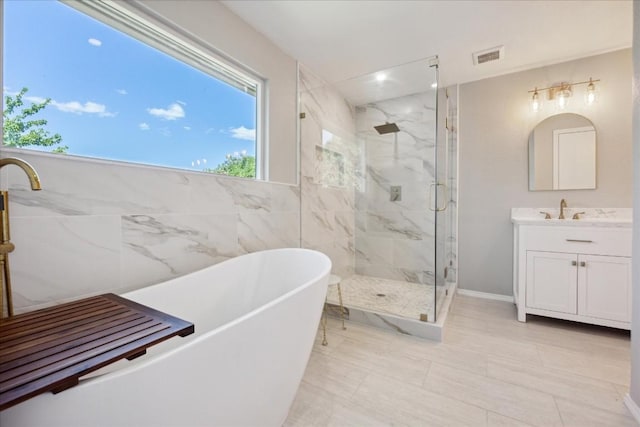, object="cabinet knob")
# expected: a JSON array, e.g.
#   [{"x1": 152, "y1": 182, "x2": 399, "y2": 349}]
[
  {"x1": 580, "y1": 261, "x2": 586, "y2": 267},
  {"x1": 571, "y1": 260, "x2": 577, "y2": 266}
]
